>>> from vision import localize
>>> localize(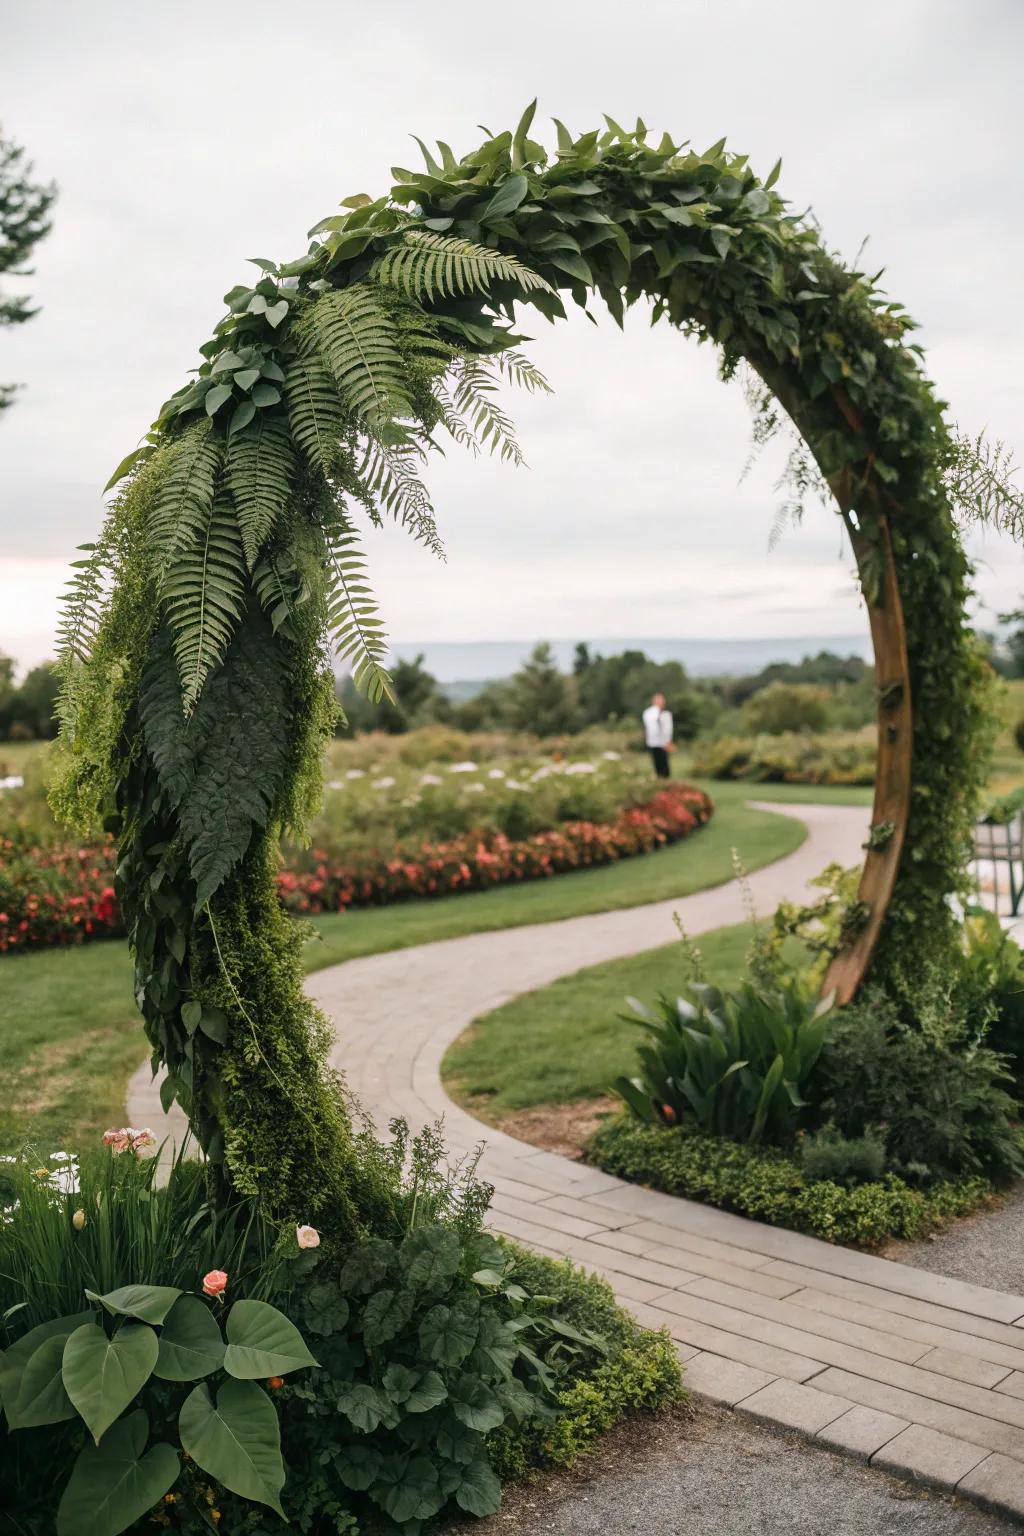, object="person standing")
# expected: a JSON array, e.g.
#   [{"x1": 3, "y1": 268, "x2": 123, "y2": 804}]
[{"x1": 642, "y1": 691, "x2": 673, "y2": 778}]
